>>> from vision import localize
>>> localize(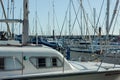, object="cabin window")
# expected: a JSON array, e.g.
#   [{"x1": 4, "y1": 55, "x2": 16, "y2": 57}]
[
  {"x1": 30, "y1": 57, "x2": 46, "y2": 68},
  {"x1": 38, "y1": 58, "x2": 46, "y2": 67},
  {"x1": 0, "y1": 58, "x2": 4, "y2": 70},
  {"x1": 51, "y1": 57, "x2": 62, "y2": 67},
  {"x1": 30, "y1": 57, "x2": 62, "y2": 69},
  {"x1": 0, "y1": 57, "x2": 23, "y2": 71},
  {"x1": 52, "y1": 58, "x2": 57, "y2": 66}
]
